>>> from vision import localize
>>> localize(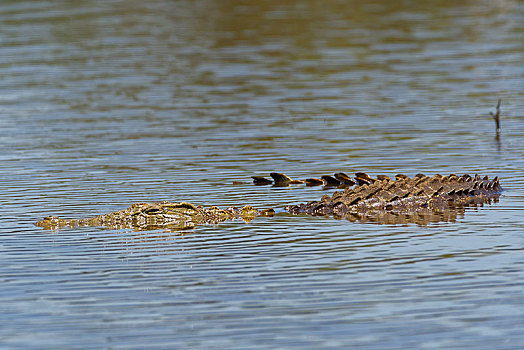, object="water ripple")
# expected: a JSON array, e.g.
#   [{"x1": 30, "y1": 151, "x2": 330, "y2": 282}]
[{"x1": 1, "y1": 0, "x2": 523, "y2": 348}]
